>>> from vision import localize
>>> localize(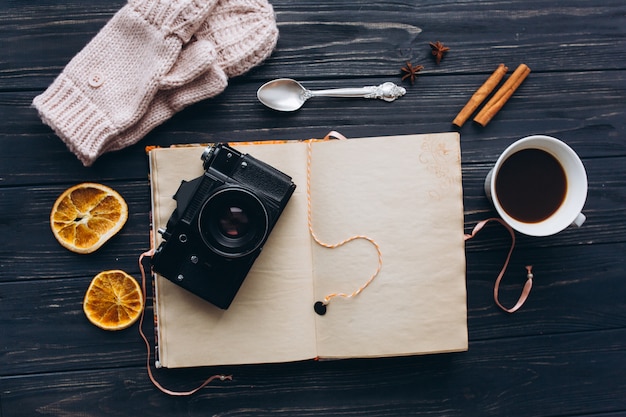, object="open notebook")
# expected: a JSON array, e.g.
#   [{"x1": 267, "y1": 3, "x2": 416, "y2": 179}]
[{"x1": 148, "y1": 133, "x2": 467, "y2": 368}]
